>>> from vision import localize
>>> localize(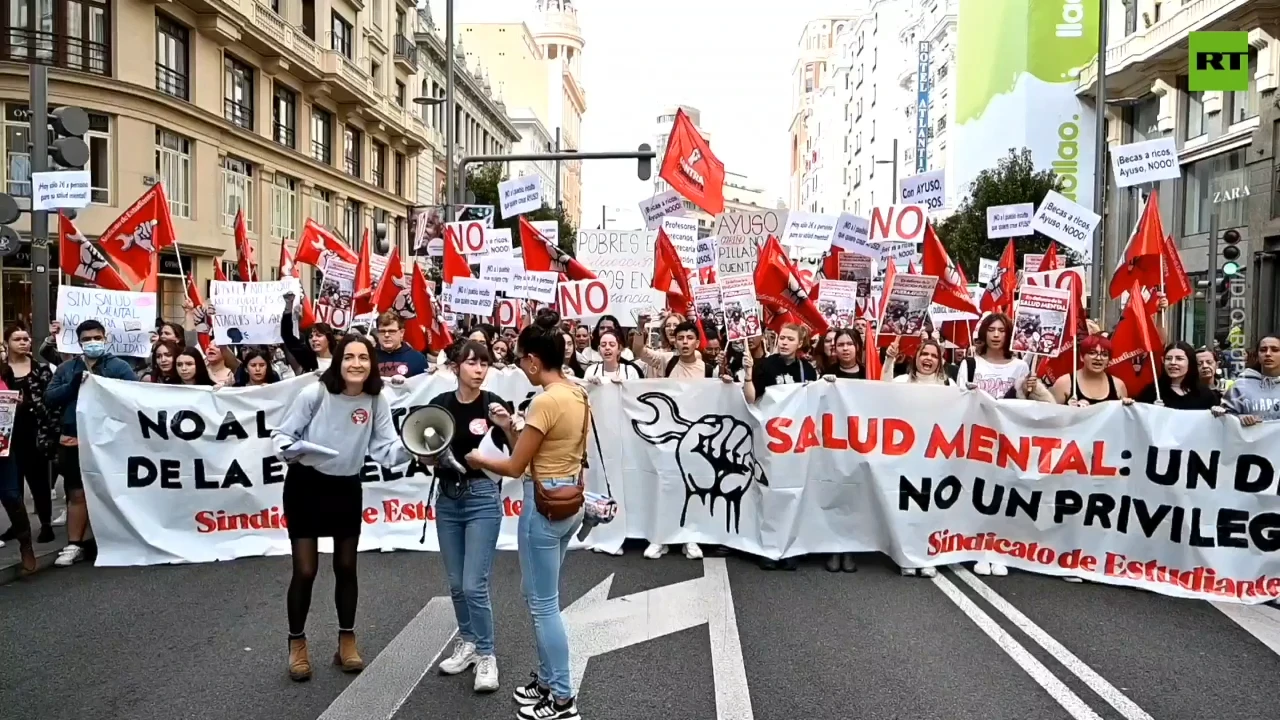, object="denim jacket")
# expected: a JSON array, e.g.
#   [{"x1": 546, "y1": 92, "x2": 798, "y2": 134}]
[{"x1": 46, "y1": 354, "x2": 137, "y2": 437}]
